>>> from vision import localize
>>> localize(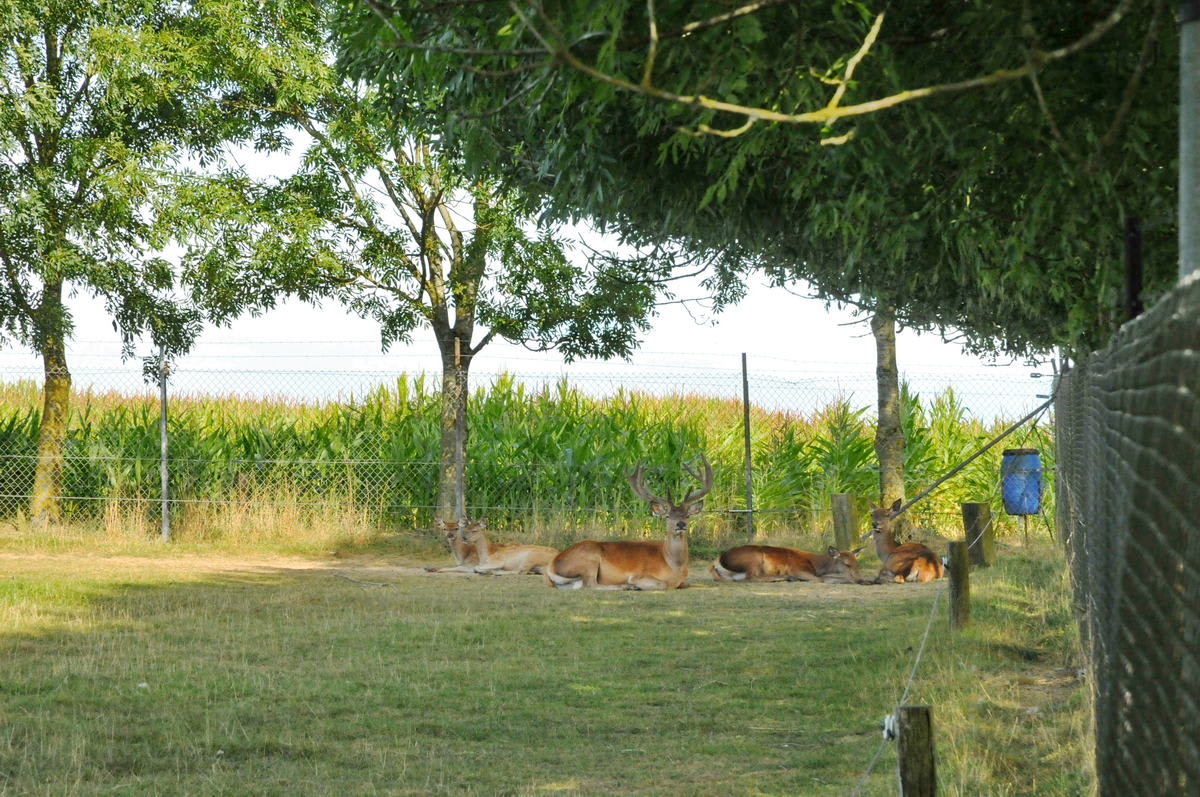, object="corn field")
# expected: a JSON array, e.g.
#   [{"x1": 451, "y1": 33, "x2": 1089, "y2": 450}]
[{"x1": 0, "y1": 370, "x2": 1054, "y2": 546}]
